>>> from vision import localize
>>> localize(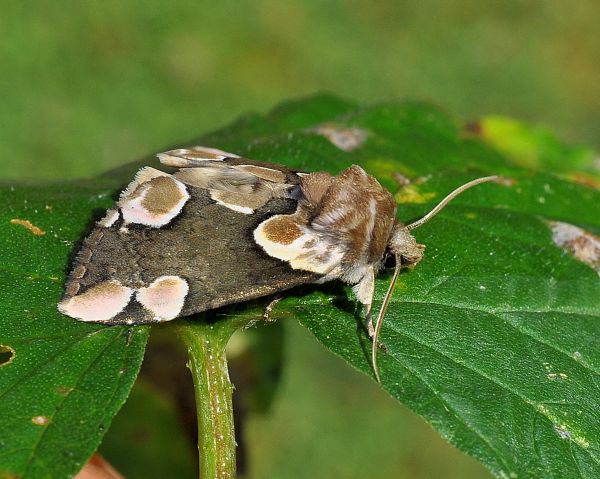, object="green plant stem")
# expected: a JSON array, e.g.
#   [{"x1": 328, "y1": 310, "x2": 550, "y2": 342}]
[{"x1": 176, "y1": 320, "x2": 244, "y2": 479}]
